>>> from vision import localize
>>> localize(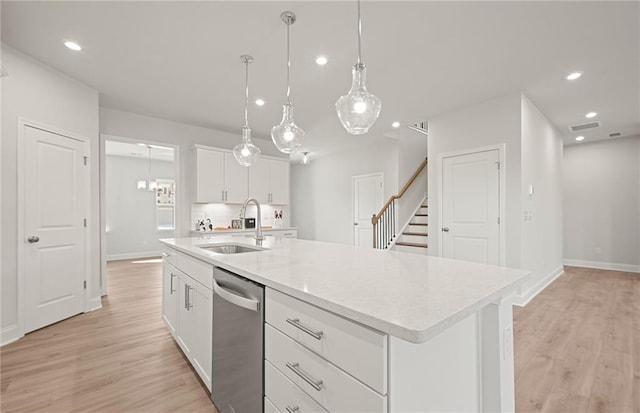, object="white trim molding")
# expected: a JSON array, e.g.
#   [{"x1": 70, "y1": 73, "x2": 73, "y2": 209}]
[
  {"x1": 106, "y1": 251, "x2": 163, "y2": 261},
  {"x1": 563, "y1": 259, "x2": 640, "y2": 274},
  {"x1": 0, "y1": 324, "x2": 22, "y2": 347},
  {"x1": 512, "y1": 266, "x2": 564, "y2": 307}
]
